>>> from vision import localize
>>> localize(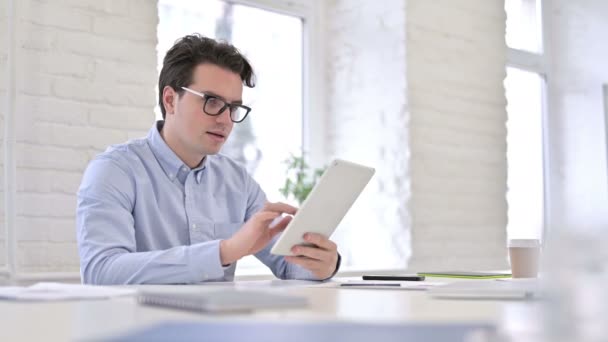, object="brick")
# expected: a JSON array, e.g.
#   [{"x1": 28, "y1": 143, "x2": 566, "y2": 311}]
[
  {"x1": 18, "y1": 241, "x2": 50, "y2": 269},
  {"x1": 53, "y1": 78, "x2": 156, "y2": 107},
  {"x1": 16, "y1": 143, "x2": 89, "y2": 171},
  {"x1": 16, "y1": 217, "x2": 50, "y2": 241},
  {"x1": 46, "y1": 243, "x2": 80, "y2": 269},
  {"x1": 22, "y1": 2, "x2": 92, "y2": 32},
  {"x1": 21, "y1": 50, "x2": 94, "y2": 79},
  {"x1": 129, "y1": 0, "x2": 160, "y2": 22},
  {"x1": 92, "y1": 59, "x2": 157, "y2": 86},
  {"x1": 411, "y1": 141, "x2": 505, "y2": 164},
  {"x1": 61, "y1": 0, "x2": 129, "y2": 16},
  {"x1": 20, "y1": 22, "x2": 56, "y2": 51},
  {"x1": 409, "y1": 88, "x2": 506, "y2": 120},
  {"x1": 411, "y1": 225, "x2": 507, "y2": 246},
  {"x1": 17, "y1": 168, "x2": 83, "y2": 194},
  {"x1": 16, "y1": 216, "x2": 77, "y2": 243},
  {"x1": 18, "y1": 71, "x2": 54, "y2": 97},
  {"x1": 17, "y1": 192, "x2": 77, "y2": 218},
  {"x1": 411, "y1": 122, "x2": 506, "y2": 148},
  {"x1": 20, "y1": 122, "x2": 128, "y2": 150},
  {"x1": 0, "y1": 63, "x2": 6, "y2": 93},
  {"x1": 92, "y1": 15, "x2": 157, "y2": 42},
  {"x1": 48, "y1": 219, "x2": 77, "y2": 243},
  {"x1": 55, "y1": 31, "x2": 156, "y2": 64},
  {"x1": 411, "y1": 239, "x2": 506, "y2": 260},
  {"x1": 408, "y1": 2, "x2": 505, "y2": 42},
  {"x1": 89, "y1": 105, "x2": 154, "y2": 130},
  {"x1": 431, "y1": 0, "x2": 506, "y2": 20},
  {"x1": 414, "y1": 108, "x2": 506, "y2": 137},
  {"x1": 17, "y1": 241, "x2": 79, "y2": 271},
  {"x1": 0, "y1": 1, "x2": 7, "y2": 18},
  {"x1": 19, "y1": 95, "x2": 89, "y2": 126},
  {"x1": 0, "y1": 24, "x2": 7, "y2": 51}
]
